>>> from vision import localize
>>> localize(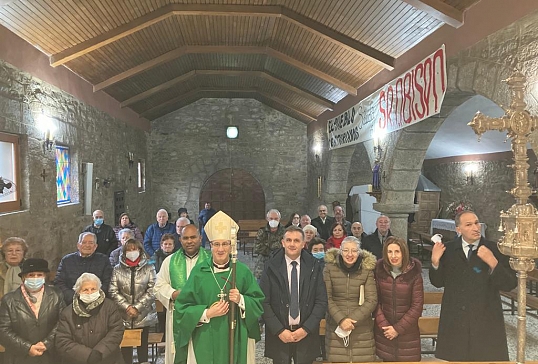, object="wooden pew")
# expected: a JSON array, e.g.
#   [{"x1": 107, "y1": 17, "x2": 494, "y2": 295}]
[
  {"x1": 120, "y1": 328, "x2": 143, "y2": 348},
  {"x1": 237, "y1": 219, "x2": 266, "y2": 256},
  {"x1": 419, "y1": 291, "x2": 443, "y2": 354}
]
